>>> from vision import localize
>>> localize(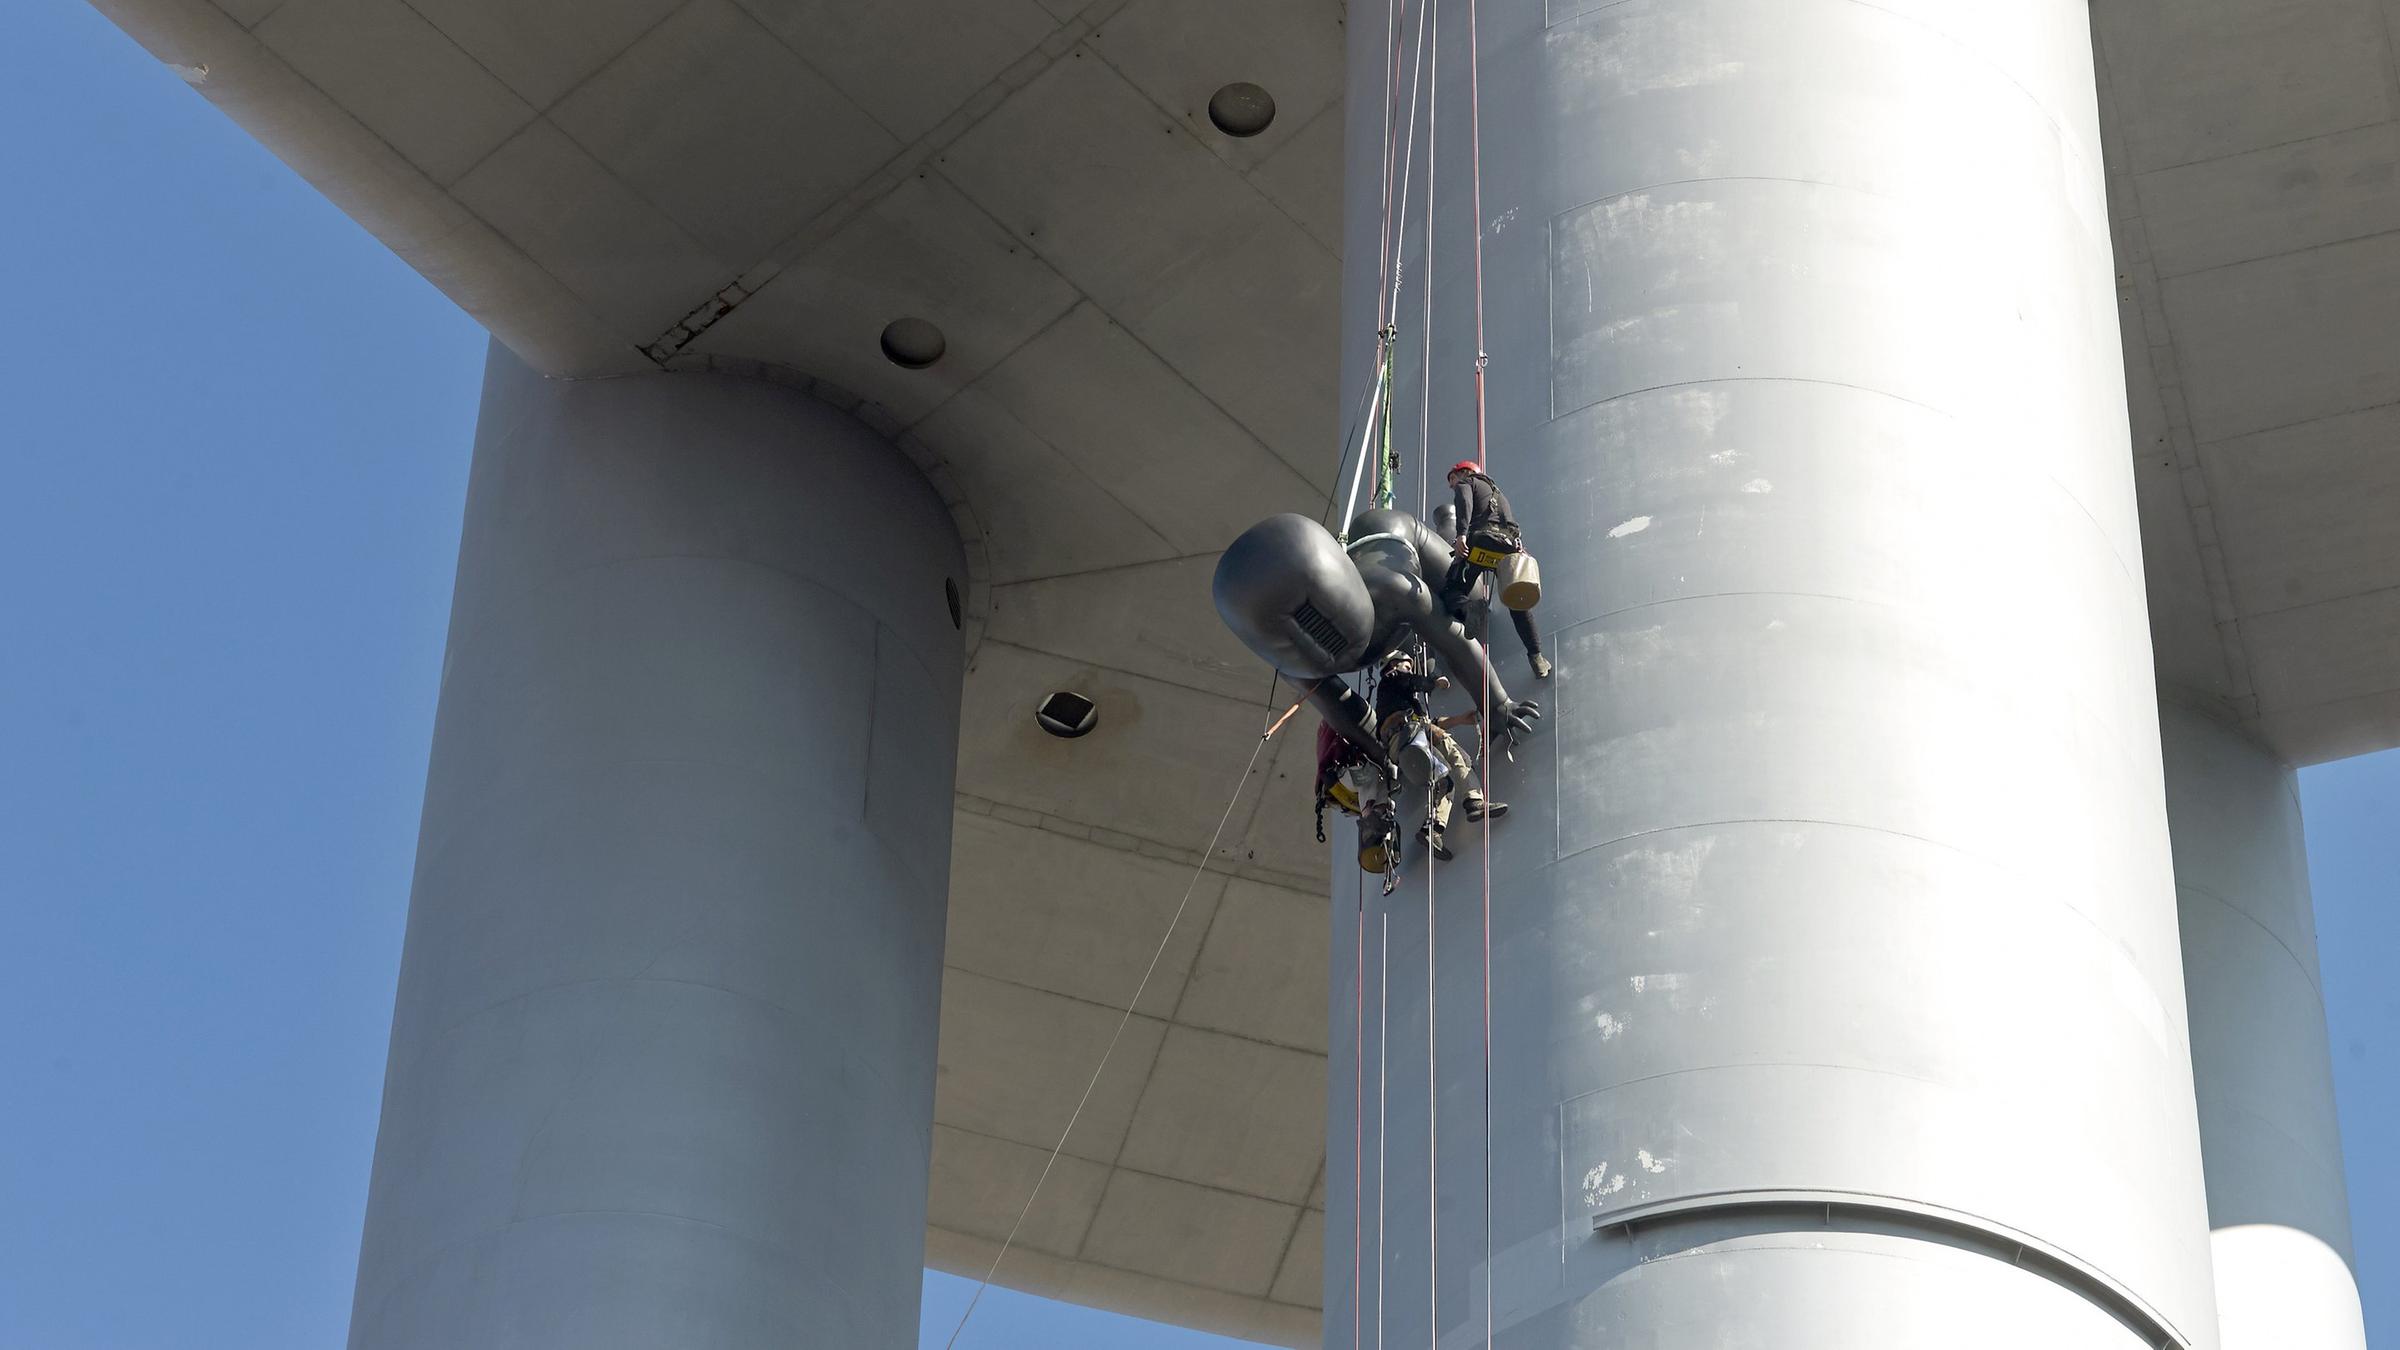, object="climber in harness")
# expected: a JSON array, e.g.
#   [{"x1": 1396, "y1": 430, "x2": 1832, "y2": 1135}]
[
  {"x1": 1314, "y1": 720, "x2": 1377, "y2": 840},
  {"x1": 1434, "y1": 499, "x2": 1544, "y2": 682},
  {"x1": 1441, "y1": 461, "x2": 1550, "y2": 679},
  {"x1": 1374, "y1": 648, "x2": 1506, "y2": 861},
  {"x1": 1316, "y1": 719, "x2": 1405, "y2": 888}
]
